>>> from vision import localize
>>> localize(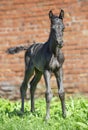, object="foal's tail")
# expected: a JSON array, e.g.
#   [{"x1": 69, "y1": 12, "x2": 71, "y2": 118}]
[{"x1": 6, "y1": 45, "x2": 29, "y2": 54}]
